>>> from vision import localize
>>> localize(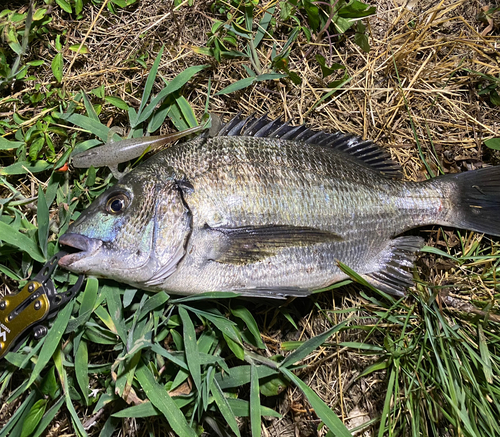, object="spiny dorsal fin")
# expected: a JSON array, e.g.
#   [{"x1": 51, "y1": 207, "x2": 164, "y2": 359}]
[
  {"x1": 362, "y1": 236, "x2": 425, "y2": 297},
  {"x1": 213, "y1": 114, "x2": 402, "y2": 179}
]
